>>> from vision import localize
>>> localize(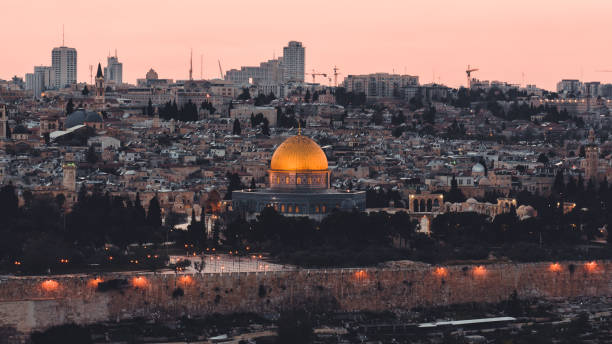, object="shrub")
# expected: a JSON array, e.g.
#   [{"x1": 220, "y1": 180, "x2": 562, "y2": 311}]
[
  {"x1": 31, "y1": 324, "x2": 91, "y2": 344},
  {"x1": 96, "y1": 278, "x2": 128, "y2": 292},
  {"x1": 172, "y1": 287, "x2": 184, "y2": 298}
]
